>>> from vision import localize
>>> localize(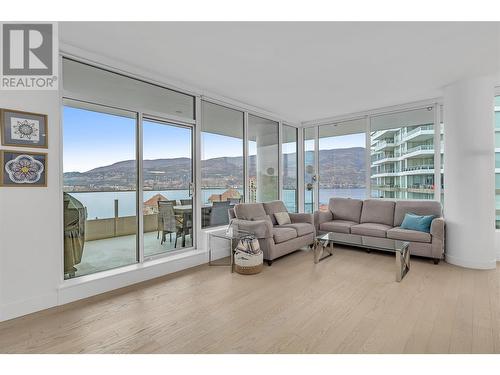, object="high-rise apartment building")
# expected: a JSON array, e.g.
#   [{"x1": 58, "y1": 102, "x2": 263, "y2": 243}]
[{"x1": 370, "y1": 123, "x2": 444, "y2": 200}]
